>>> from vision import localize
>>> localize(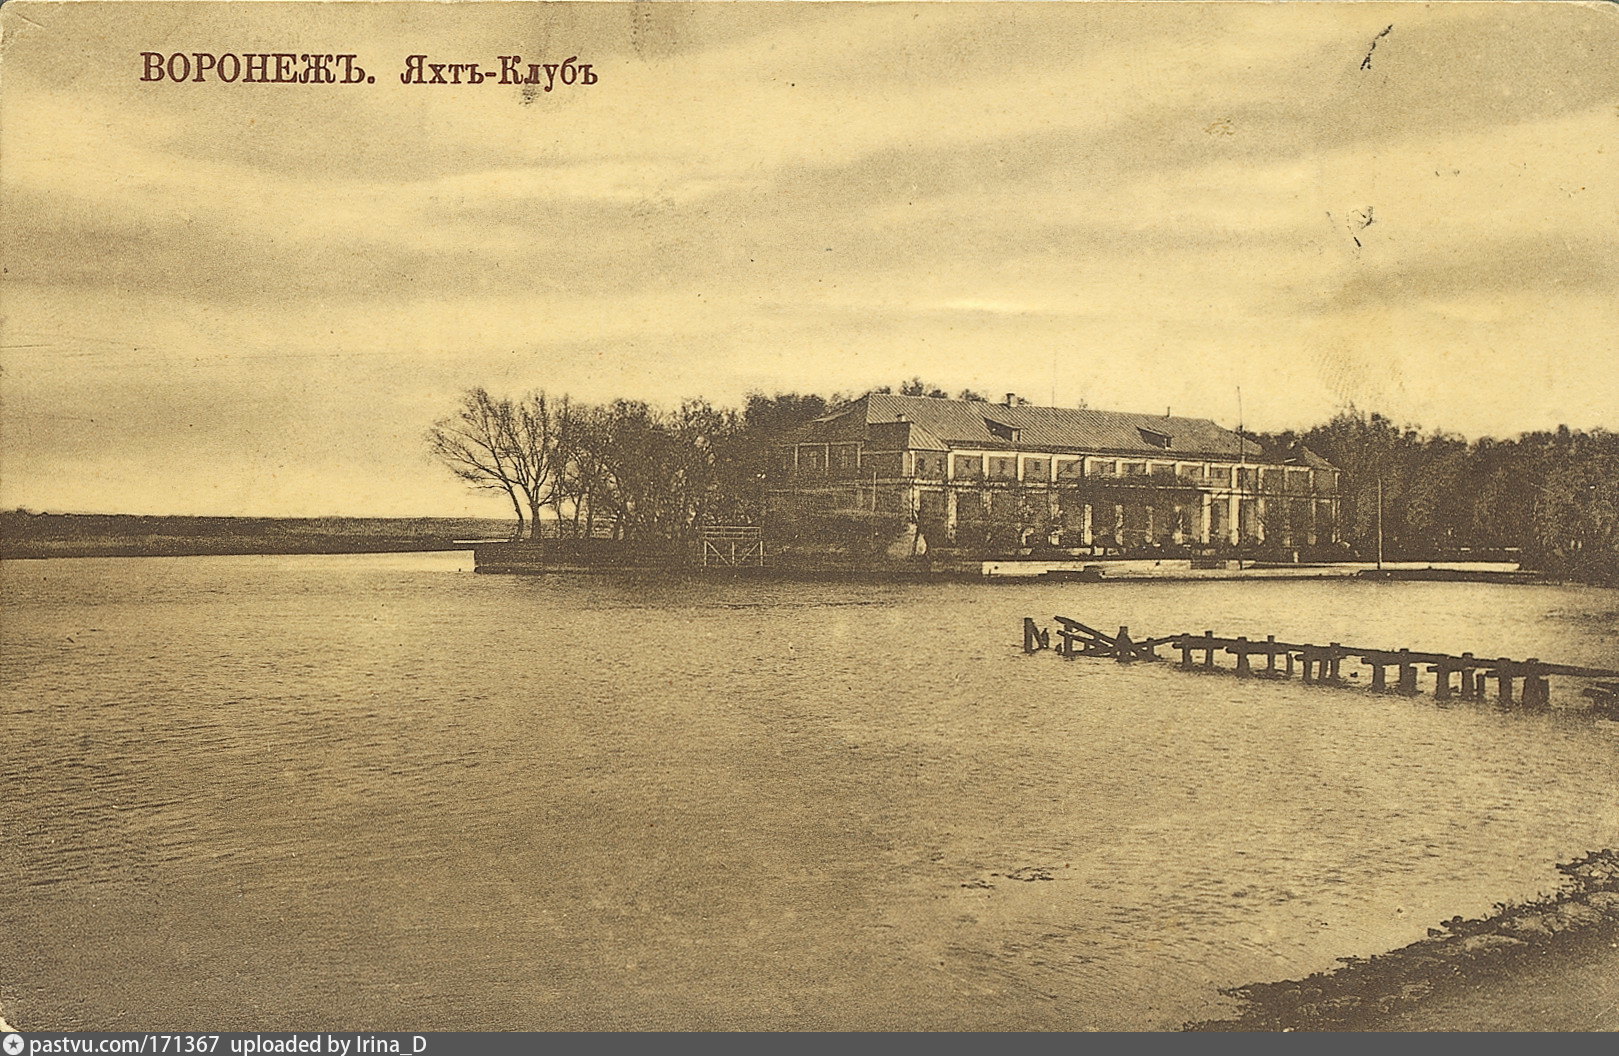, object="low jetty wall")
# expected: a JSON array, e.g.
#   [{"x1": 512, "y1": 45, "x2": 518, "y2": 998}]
[{"x1": 473, "y1": 541, "x2": 1549, "y2": 585}]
